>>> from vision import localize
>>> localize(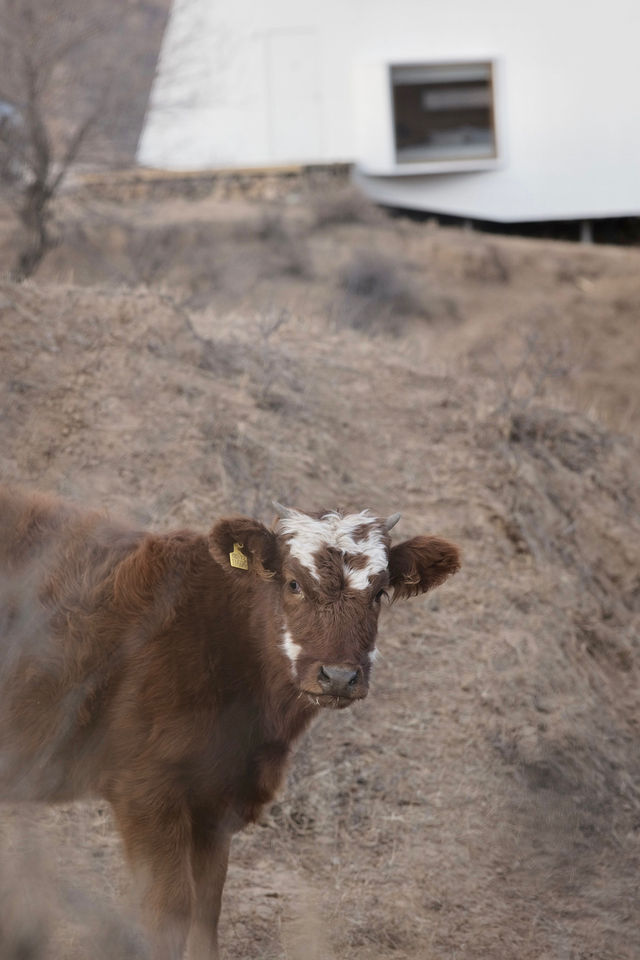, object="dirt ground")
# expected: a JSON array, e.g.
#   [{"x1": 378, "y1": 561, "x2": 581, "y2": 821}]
[{"x1": 0, "y1": 183, "x2": 639, "y2": 959}]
